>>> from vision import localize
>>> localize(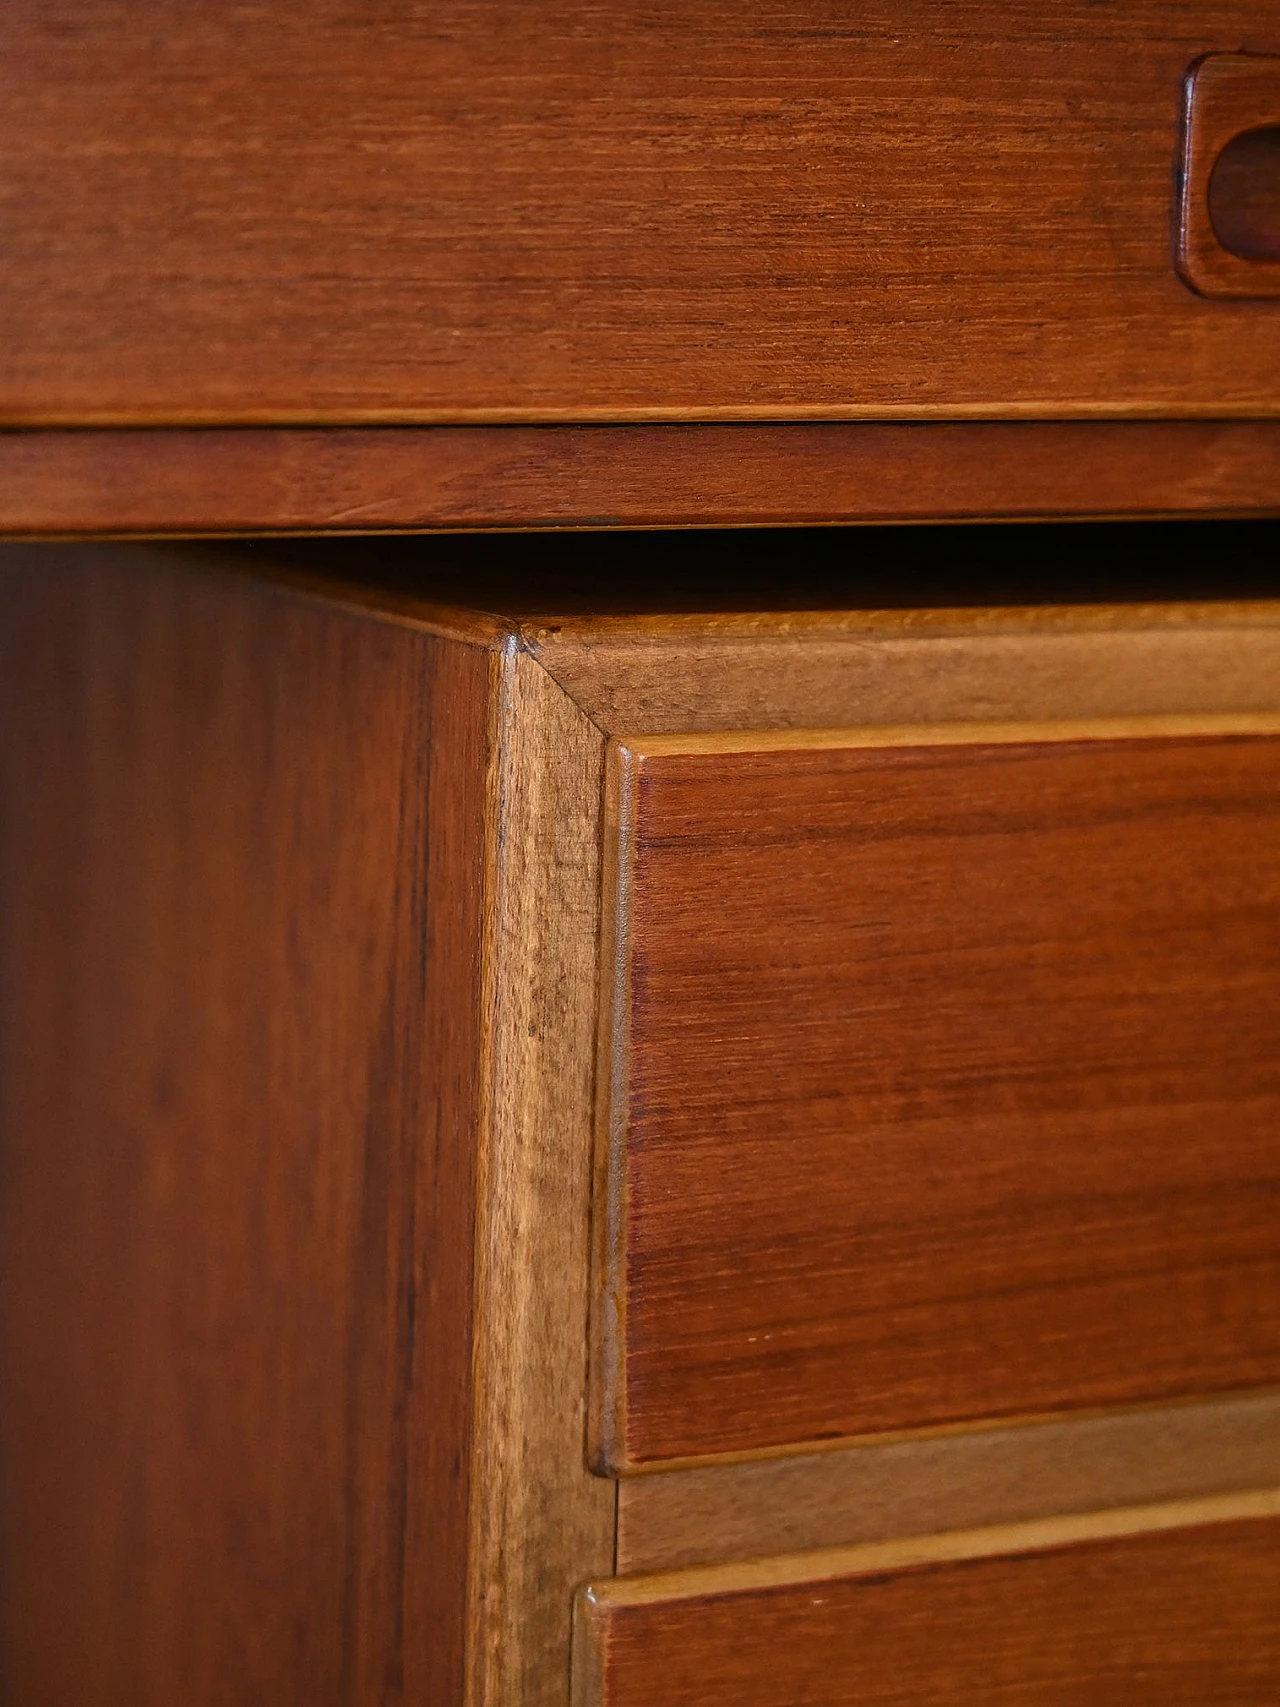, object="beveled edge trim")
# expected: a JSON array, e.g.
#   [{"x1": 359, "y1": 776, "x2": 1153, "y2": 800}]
[
  {"x1": 465, "y1": 647, "x2": 618, "y2": 1707},
  {"x1": 604, "y1": 1389, "x2": 1280, "y2": 1480},
  {"x1": 530, "y1": 604, "x2": 1280, "y2": 742},
  {"x1": 7, "y1": 423, "x2": 1280, "y2": 538},
  {"x1": 12, "y1": 402, "x2": 1280, "y2": 431},
  {"x1": 616, "y1": 1387, "x2": 1280, "y2": 1573},
  {"x1": 586, "y1": 1483, "x2": 1280, "y2": 1608},
  {"x1": 573, "y1": 1485, "x2": 1280, "y2": 1707},
  {"x1": 526, "y1": 597, "x2": 1280, "y2": 648},
  {"x1": 616, "y1": 711, "x2": 1280, "y2": 759},
  {"x1": 587, "y1": 738, "x2": 639, "y2": 1476}
]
